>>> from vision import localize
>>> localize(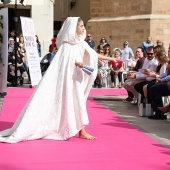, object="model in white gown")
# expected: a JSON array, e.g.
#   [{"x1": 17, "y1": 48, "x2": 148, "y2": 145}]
[{"x1": 0, "y1": 17, "x2": 98, "y2": 143}]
